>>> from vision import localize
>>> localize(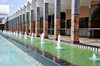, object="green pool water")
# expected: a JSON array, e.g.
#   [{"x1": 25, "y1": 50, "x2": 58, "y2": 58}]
[
  {"x1": 0, "y1": 36, "x2": 34, "y2": 66},
  {"x1": 6, "y1": 33, "x2": 100, "y2": 66}
]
